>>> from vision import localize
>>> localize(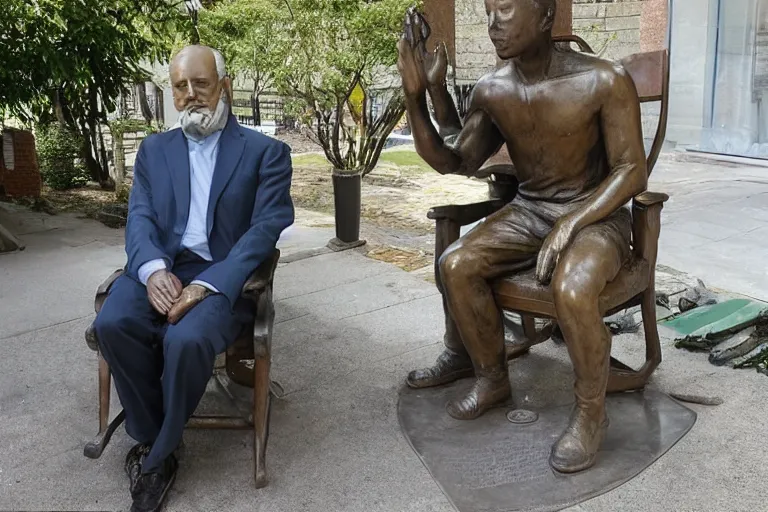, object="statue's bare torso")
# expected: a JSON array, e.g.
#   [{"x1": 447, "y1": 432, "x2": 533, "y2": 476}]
[{"x1": 468, "y1": 49, "x2": 627, "y2": 202}]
